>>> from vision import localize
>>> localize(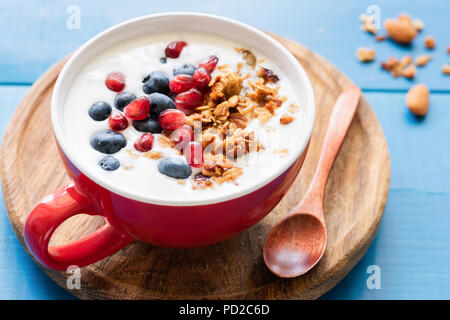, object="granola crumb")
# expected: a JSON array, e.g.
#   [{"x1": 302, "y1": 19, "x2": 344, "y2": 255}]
[
  {"x1": 191, "y1": 174, "x2": 214, "y2": 189},
  {"x1": 280, "y1": 114, "x2": 295, "y2": 125},
  {"x1": 212, "y1": 167, "x2": 243, "y2": 184},
  {"x1": 288, "y1": 104, "x2": 300, "y2": 113},
  {"x1": 443, "y1": 65, "x2": 450, "y2": 75},
  {"x1": 416, "y1": 55, "x2": 432, "y2": 67},
  {"x1": 235, "y1": 48, "x2": 256, "y2": 67},
  {"x1": 257, "y1": 66, "x2": 279, "y2": 83},
  {"x1": 266, "y1": 126, "x2": 277, "y2": 133},
  {"x1": 158, "y1": 135, "x2": 174, "y2": 148},
  {"x1": 425, "y1": 36, "x2": 435, "y2": 49},
  {"x1": 273, "y1": 148, "x2": 289, "y2": 157},
  {"x1": 125, "y1": 149, "x2": 139, "y2": 159},
  {"x1": 177, "y1": 179, "x2": 186, "y2": 185},
  {"x1": 356, "y1": 47, "x2": 375, "y2": 62},
  {"x1": 237, "y1": 62, "x2": 243, "y2": 72},
  {"x1": 143, "y1": 151, "x2": 163, "y2": 160},
  {"x1": 218, "y1": 64, "x2": 230, "y2": 70},
  {"x1": 123, "y1": 164, "x2": 134, "y2": 171},
  {"x1": 447, "y1": 46, "x2": 450, "y2": 55}
]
